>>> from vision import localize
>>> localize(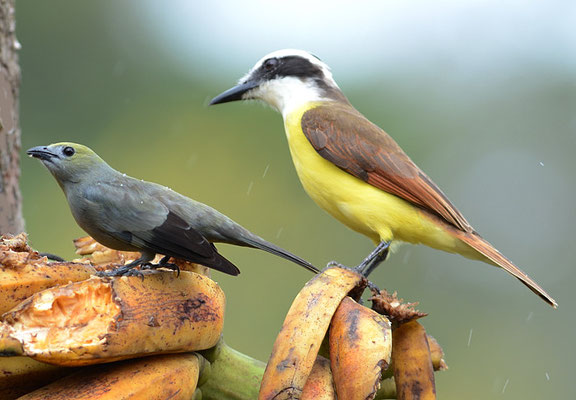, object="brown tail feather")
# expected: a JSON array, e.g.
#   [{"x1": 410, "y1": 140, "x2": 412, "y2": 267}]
[{"x1": 456, "y1": 232, "x2": 557, "y2": 308}]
